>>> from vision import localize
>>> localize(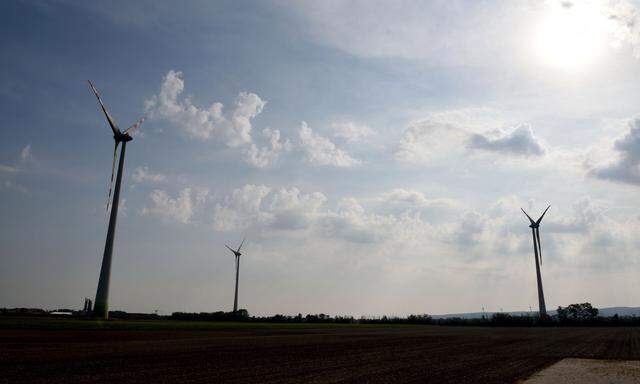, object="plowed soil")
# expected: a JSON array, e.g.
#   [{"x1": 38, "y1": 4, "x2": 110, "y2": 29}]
[{"x1": 2, "y1": 325, "x2": 639, "y2": 383}]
